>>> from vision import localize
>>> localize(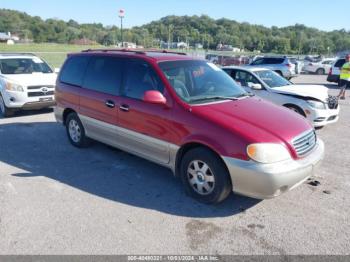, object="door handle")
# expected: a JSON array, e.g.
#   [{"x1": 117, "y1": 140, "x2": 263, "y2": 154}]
[
  {"x1": 105, "y1": 100, "x2": 115, "y2": 108},
  {"x1": 119, "y1": 104, "x2": 130, "y2": 112}
]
